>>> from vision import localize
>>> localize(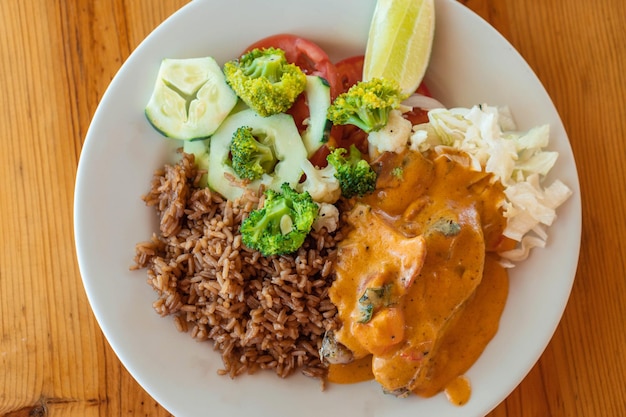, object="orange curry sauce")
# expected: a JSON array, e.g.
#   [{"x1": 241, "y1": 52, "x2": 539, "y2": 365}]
[{"x1": 327, "y1": 149, "x2": 511, "y2": 404}]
